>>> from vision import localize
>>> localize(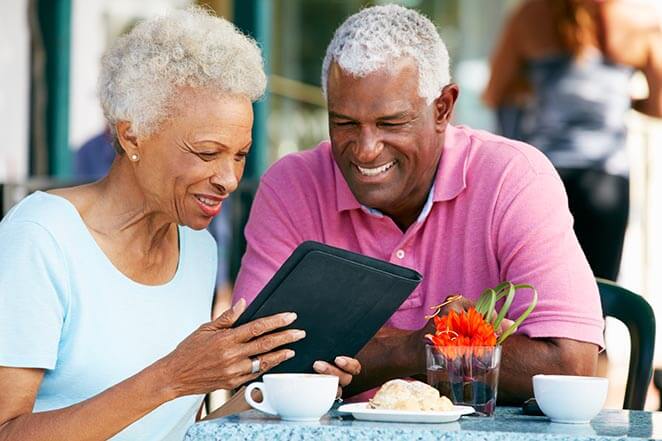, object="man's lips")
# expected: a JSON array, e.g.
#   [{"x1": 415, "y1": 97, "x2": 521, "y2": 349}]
[
  {"x1": 193, "y1": 193, "x2": 224, "y2": 217},
  {"x1": 354, "y1": 159, "x2": 397, "y2": 177}
]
